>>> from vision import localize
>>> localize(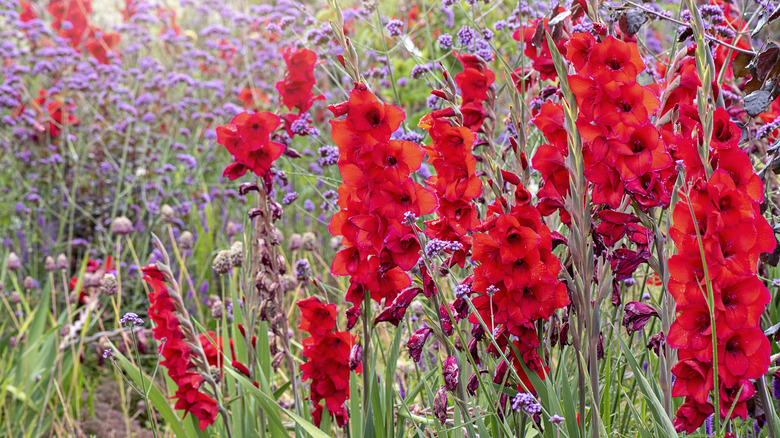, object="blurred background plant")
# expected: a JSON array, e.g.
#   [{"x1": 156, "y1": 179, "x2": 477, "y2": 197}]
[{"x1": 1, "y1": 0, "x2": 780, "y2": 436}]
